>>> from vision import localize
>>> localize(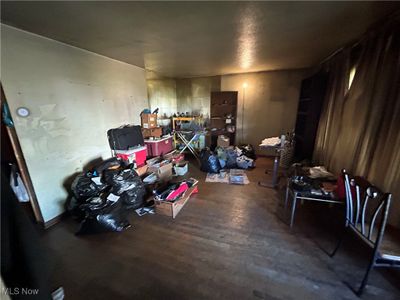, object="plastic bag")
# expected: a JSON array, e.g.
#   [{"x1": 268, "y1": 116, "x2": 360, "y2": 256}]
[
  {"x1": 71, "y1": 174, "x2": 106, "y2": 201},
  {"x1": 120, "y1": 185, "x2": 146, "y2": 209},
  {"x1": 94, "y1": 157, "x2": 121, "y2": 174},
  {"x1": 104, "y1": 167, "x2": 143, "y2": 195},
  {"x1": 225, "y1": 148, "x2": 238, "y2": 169},
  {"x1": 10, "y1": 167, "x2": 29, "y2": 202},
  {"x1": 103, "y1": 166, "x2": 146, "y2": 209},
  {"x1": 236, "y1": 155, "x2": 255, "y2": 169},
  {"x1": 76, "y1": 196, "x2": 131, "y2": 235},
  {"x1": 238, "y1": 144, "x2": 256, "y2": 159},
  {"x1": 200, "y1": 149, "x2": 221, "y2": 173}
]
